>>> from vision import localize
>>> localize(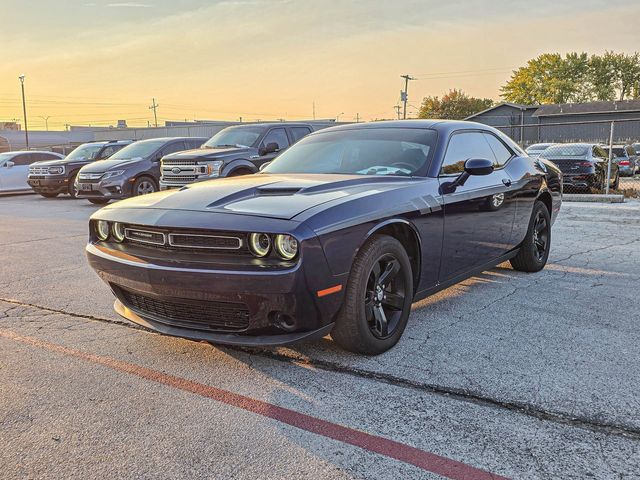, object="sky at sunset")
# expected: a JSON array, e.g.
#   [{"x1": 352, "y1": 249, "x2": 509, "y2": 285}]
[{"x1": 1, "y1": 0, "x2": 639, "y2": 130}]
